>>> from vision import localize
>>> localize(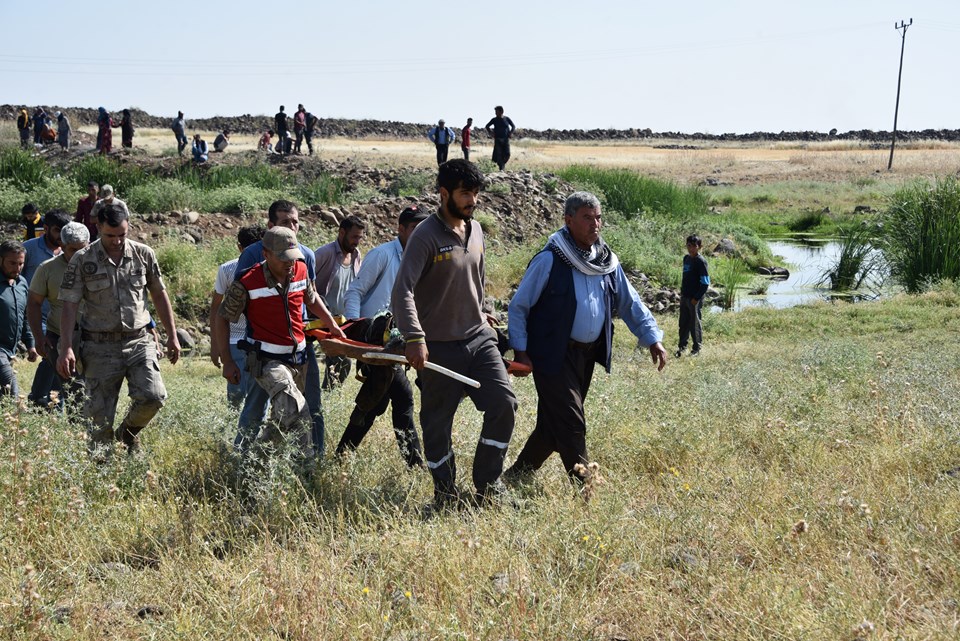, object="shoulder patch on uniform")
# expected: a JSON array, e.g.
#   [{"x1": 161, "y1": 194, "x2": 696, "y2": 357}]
[
  {"x1": 82, "y1": 262, "x2": 98, "y2": 275},
  {"x1": 438, "y1": 245, "x2": 454, "y2": 254}
]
